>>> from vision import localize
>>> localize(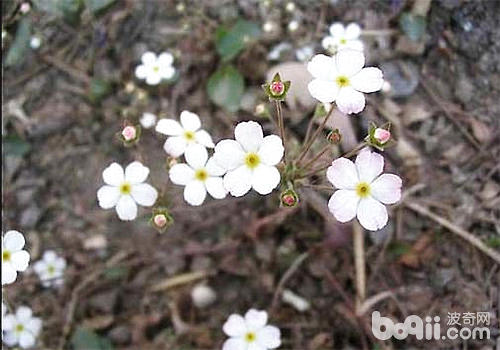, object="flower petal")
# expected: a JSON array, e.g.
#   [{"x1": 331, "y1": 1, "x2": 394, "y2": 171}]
[
  {"x1": 184, "y1": 181, "x2": 207, "y2": 206},
  {"x1": 321, "y1": 36, "x2": 336, "y2": 50},
  {"x1": 223, "y1": 314, "x2": 247, "y2": 337},
  {"x1": 4, "y1": 230, "x2": 25, "y2": 251},
  {"x1": 43, "y1": 250, "x2": 57, "y2": 263},
  {"x1": 252, "y1": 165, "x2": 280, "y2": 195},
  {"x1": 25, "y1": 318, "x2": 42, "y2": 335},
  {"x1": 102, "y1": 163, "x2": 124, "y2": 186},
  {"x1": 307, "y1": 54, "x2": 337, "y2": 80},
  {"x1": 155, "y1": 119, "x2": 183, "y2": 136},
  {"x1": 16, "y1": 306, "x2": 32, "y2": 321},
  {"x1": 2, "y1": 331, "x2": 18, "y2": 346},
  {"x1": 328, "y1": 189, "x2": 359, "y2": 223},
  {"x1": 131, "y1": 183, "x2": 158, "y2": 206},
  {"x1": 235, "y1": 121, "x2": 263, "y2": 152},
  {"x1": 248, "y1": 343, "x2": 266, "y2": 350},
  {"x1": 185, "y1": 143, "x2": 208, "y2": 170},
  {"x1": 125, "y1": 161, "x2": 150, "y2": 184},
  {"x1": 19, "y1": 331, "x2": 35, "y2": 349},
  {"x1": 164, "y1": 136, "x2": 187, "y2": 157},
  {"x1": 2, "y1": 264, "x2": 17, "y2": 285},
  {"x1": 355, "y1": 148, "x2": 384, "y2": 183},
  {"x1": 205, "y1": 177, "x2": 227, "y2": 199},
  {"x1": 370, "y1": 174, "x2": 402, "y2": 204},
  {"x1": 11, "y1": 251, "x2": 30, "y2": 271},
  {"x1": 146, "y1": 72, "x2": 162, "y2": 85},
  {"x1": 257, "y1": 325, "x2": 281, "y2": 349},
  {"x1": 160, "y1": 66, "x2": 175, "y2": 80},
  {"x1": 351, "y1": 67, "x2": 384, "y2": 93},
  {"x1": 97, "y1": 185, "x2": 120, "y2": 209},
  {"x1": 180, "y1": 110, "x2": 201, "y2": 131},
  {"x1": 115, "y1": 195, "x2": 138, "y2": 221},
  {"x1": 169, "y1": 164, "x2": 195, "y2": 185},
  {"x1": 335, "y1": 86, "x2": 365, "y2": 114},
  {"x1": 346, "y1": 39, "x2": 364, "y2": 51},
  {"x1": 222, "y1": 337, "x2": 247, "y2": 350},
  {"x1": 223, "y1": 166, "x2": 252, "y2": 197},
  {"x1": 329, "y1": 22, "x2": 345, "y2": 37},
  {"x1": 245, "y1": 309, "x2": 268, "y2": 331},
  {"x1": 214, "y1": 139, "x2": 245, "y2": 171},
  {"x1": 141, "y1": 51, "x2": 157, "y2": 65},
  {"x1": 206, "y1": 157, "x2": 226, "y2": 176},
  {"x1": 335, "y1": 49, "x2": 365, "y2": 77},
  {"x1": 345, "y1": 23, "x2": 361, "y2": 39},
  {"x1": 158, "y1": 52, "x2": 174, "y2": 66},
  {"x1": 135, "y1": 65, "x2": 148, "y2": 79},
  {"x1": 2, "y1": 314, "x2": 15, "y2": 330},
  {"x1": 258, "y1": 135, "x2": 284, "y2": 166},
  {"x1": 326, "y1": 157, "x2": 359, "y2": 189},
  {"x1": 195, "y1": 129, "x2": 215, "y2": 148},
  {"x1": 357, "y1": 197, "x2": 388, "y2": 231},
  {"x1": 308, "y1": 79, "x2": 340, "y2": 103}
]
